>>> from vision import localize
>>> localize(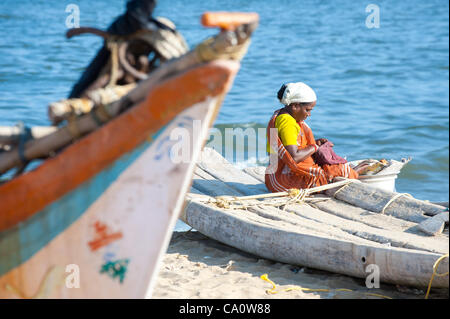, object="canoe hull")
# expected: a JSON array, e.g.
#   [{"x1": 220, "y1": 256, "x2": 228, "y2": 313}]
[
  {"x1": 182, "y1": 148, "x2": 449, "y2": 289},
  {"x1": 182, "y1": 199, "x2": 449, "y2": 289}
]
